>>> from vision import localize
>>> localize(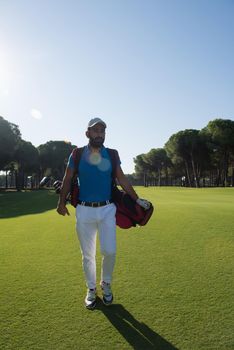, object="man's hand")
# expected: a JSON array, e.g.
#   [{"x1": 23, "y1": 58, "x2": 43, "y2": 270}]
[
  {"x1": 136, "y1": 198, "x2": 151, "y2": 210},
  {"x1": 57, "y1": 203, "x2": 70, "y2": 216}
]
